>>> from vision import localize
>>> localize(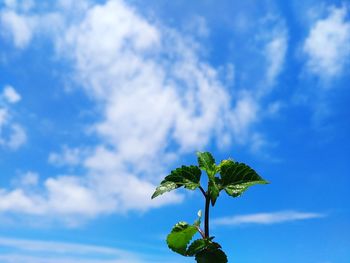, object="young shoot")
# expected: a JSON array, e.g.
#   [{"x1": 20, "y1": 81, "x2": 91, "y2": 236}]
[{"x1": 151, "y1": 151, "x2": 269, "y2": 262}]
